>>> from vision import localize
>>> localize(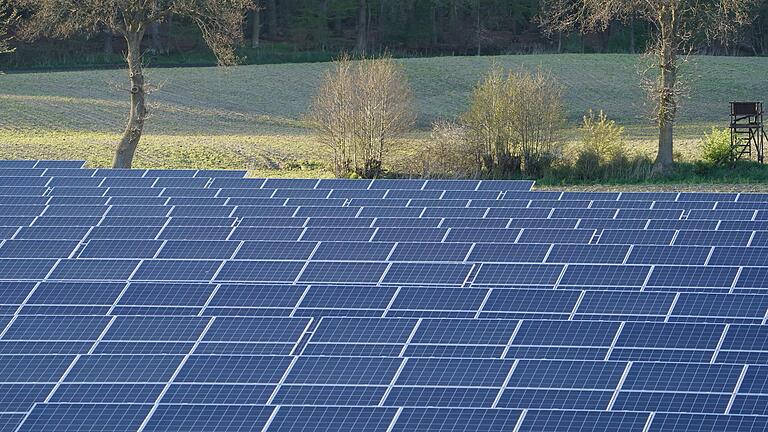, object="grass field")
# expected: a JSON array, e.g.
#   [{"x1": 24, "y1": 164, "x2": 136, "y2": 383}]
[{"x1": 1, "y1": 54, "x2": 767, "y2": 178}]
